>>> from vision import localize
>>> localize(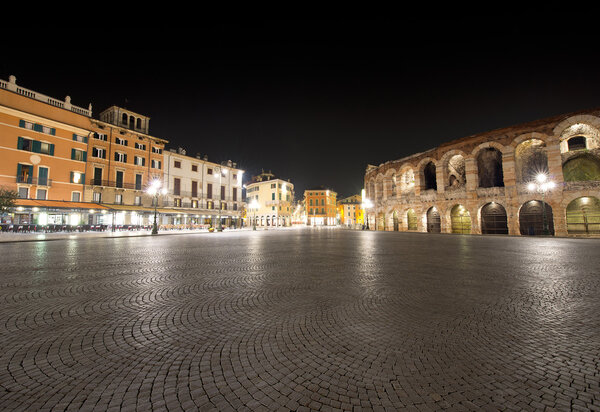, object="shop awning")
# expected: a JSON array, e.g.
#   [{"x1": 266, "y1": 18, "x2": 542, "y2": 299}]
[
  {"x1": 14, "y1": 199, "x2": 110, "y2": 210},
  {"x1": 105, "y1": 204, "x2": 156, "y2": 213}
]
